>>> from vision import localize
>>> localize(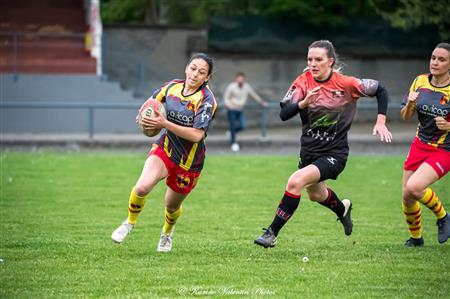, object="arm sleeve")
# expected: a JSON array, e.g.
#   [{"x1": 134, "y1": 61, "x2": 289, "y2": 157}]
[
  {"x1": 374, "y1": 84, "x2": 389, "y2": 115},
  {"x1": 280, "y1": 103, "x2": 300, "y2": 121}
]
